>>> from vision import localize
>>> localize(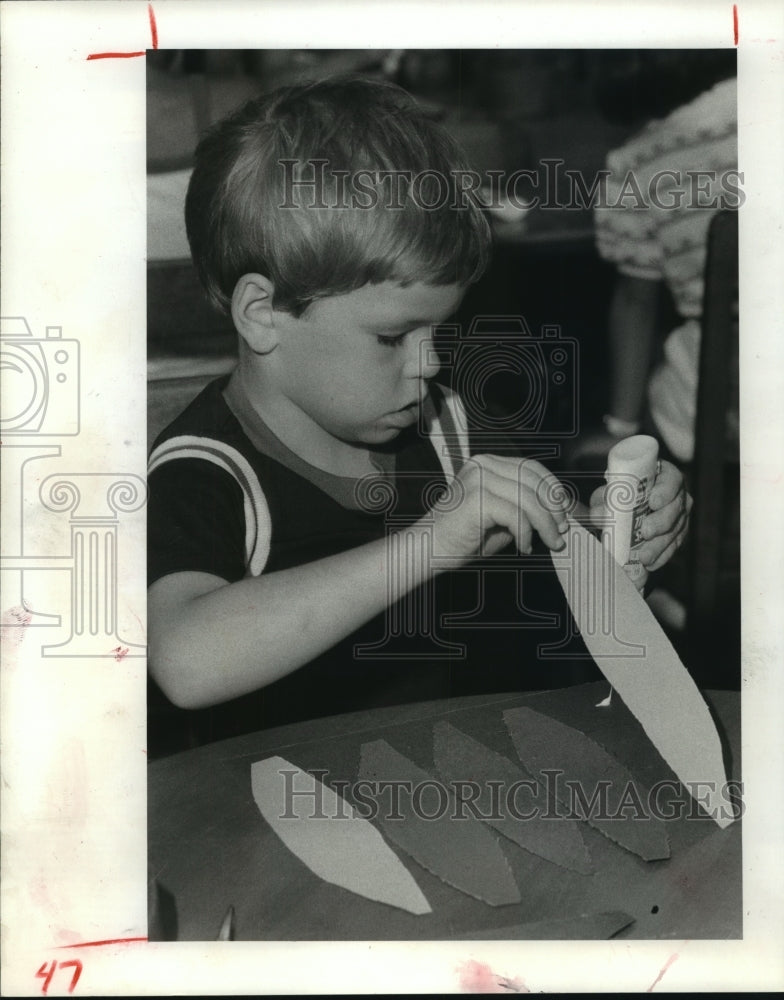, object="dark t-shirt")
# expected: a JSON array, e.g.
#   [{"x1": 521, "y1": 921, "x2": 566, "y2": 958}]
[{"x1": 147, "y1": 376, "x2": 593, "y2": 754}]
